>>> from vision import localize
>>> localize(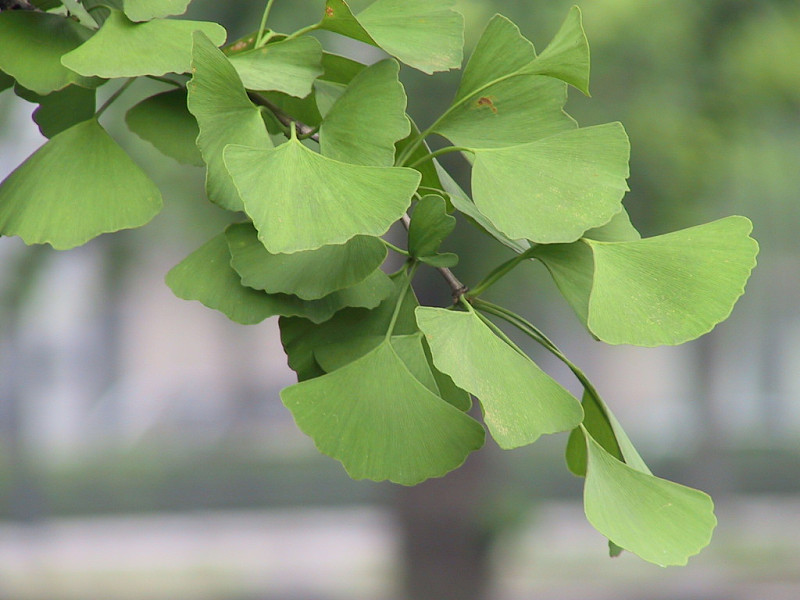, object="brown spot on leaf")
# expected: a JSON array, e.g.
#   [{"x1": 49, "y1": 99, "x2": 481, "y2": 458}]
[
  {"x1": 476, "y1": 96, "x2": 498, "y2": 114},
  {"x1": 326, "y1": 6, "x2": 334, "y2": 17}
]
